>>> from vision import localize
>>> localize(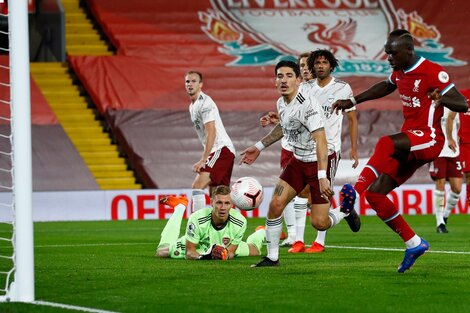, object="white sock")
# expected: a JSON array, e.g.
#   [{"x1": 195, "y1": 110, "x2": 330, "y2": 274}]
[
  {"x1": 444, "y1": 191, "x2": 460, "y2": 219},
  {"x1": 314, "y1": 230, "x2": 327, "y2": 246},
  {"x1": 434, "y1": 190, "x2": 445, "y2": 226},
  {"x1": 283, "y1": 199, "x2": 296, "y2": 241},
  {"x1": 328, "y1": 207, "x2": 346, "y2": 228},
  {"x1": 192, "y1": 189, "x2": 206, "y2": 212},
  {"x1": 294, "y1": 196, "x2": 308, "y2": 242},
  {"x1": 266, "y1": 216, "x2": 283, "y2": 261},
  {"x1": 405, "y1": 235, "x2": 421, "y2": 249}
]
